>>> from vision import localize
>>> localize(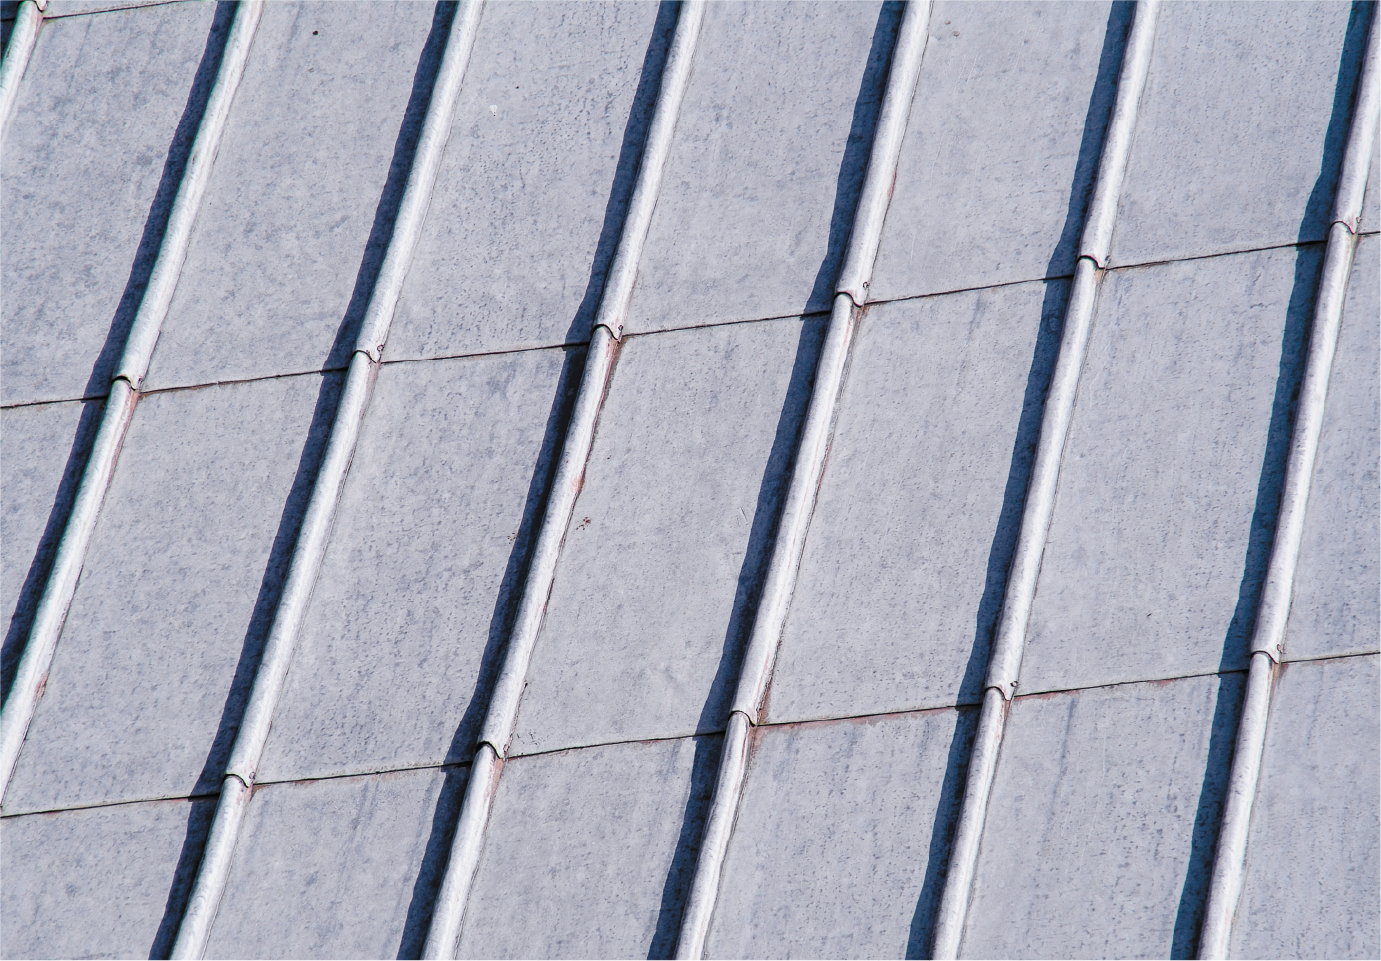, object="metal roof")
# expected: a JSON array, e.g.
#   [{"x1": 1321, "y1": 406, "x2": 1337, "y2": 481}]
[{"x1": 1, "y1": 1, "x2": 1377, "y2": 958}]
